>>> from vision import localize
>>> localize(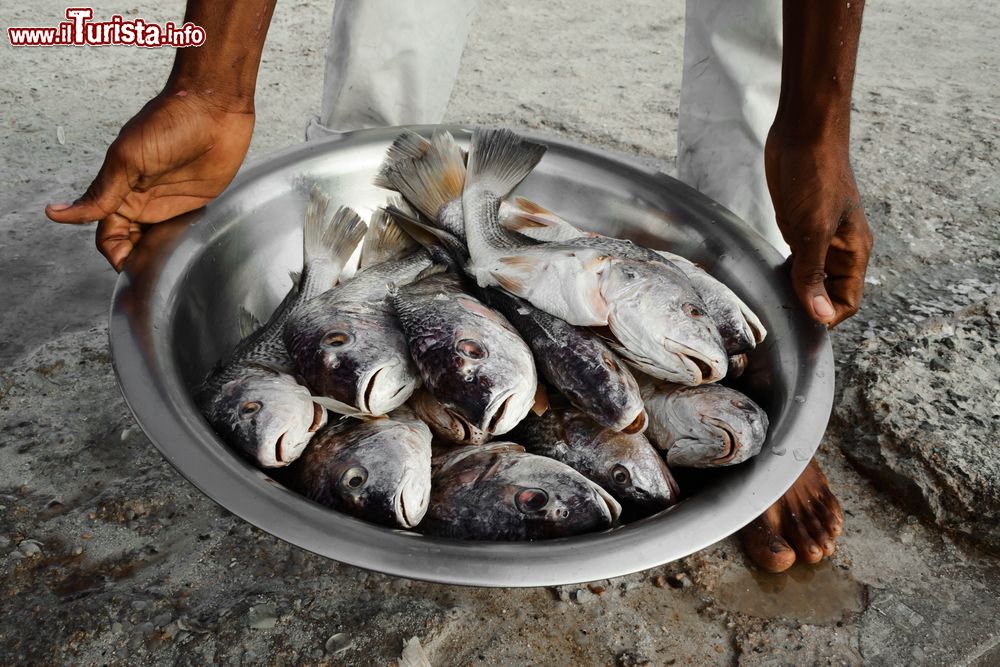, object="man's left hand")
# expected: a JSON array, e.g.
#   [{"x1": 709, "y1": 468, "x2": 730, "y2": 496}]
[{"x1": 765, "y1": 129, "x2": 874, "y2": 328}]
